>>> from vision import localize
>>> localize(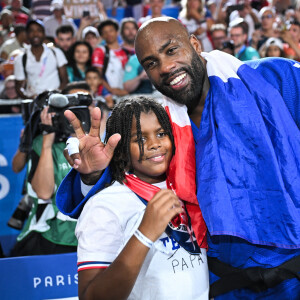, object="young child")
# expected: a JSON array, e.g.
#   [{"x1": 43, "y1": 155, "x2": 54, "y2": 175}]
[
  {"x1": 85, "y1": 66, "x2": 114, "y2": 108},
  {"x1": 75, "y1": 96, "x2": 209, "y2": 299}
]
